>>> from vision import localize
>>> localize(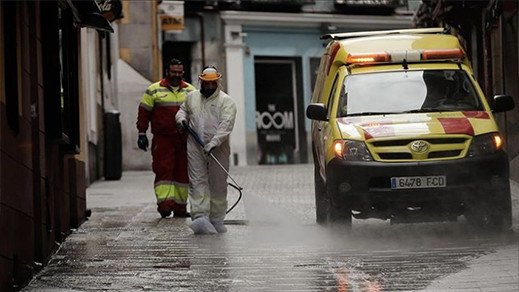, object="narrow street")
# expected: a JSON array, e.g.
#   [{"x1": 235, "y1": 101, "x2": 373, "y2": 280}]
[{"x1": 24, "y1": 164, "x2": 519, "y2": 291}]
